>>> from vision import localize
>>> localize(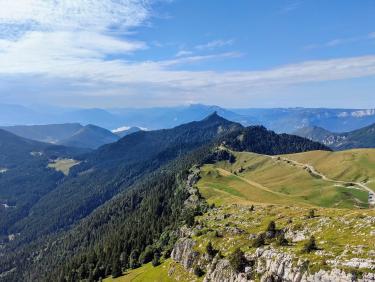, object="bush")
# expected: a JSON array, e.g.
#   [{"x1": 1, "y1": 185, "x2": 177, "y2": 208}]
[
  {"x1": 275, "y1": 233, "x2": 289, "y2": 246},
  {"x1": 228, "y1": 248, "x2": 247, "y2": 272},
  {"x1": 307, "y1": 209, "x2": 315, "y2": 219},
  {"x1": 151, "y1": 253, "x2": 161, "y2": 267},
  {"x1": 266, "y1": 221, "x2": 276, "y2": 232},
  {"x1": 252, "y1": 233, "x2": 265, "y2": 248},
  {"x1": 194, "y1": 266, "x2": 204, "y2": 277},
  {"x1": 303, "y1": 236, "x2": 318, "y2": 253},
  {"x1": 206, "y1": 241, "x2": 217, "y2": 257},
  {"x1": 138, "y1": 245, "x2": 154, "y2": 264},
  {"x1": 129, "y1": 250, "x2": 140, "y2": 269}
]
